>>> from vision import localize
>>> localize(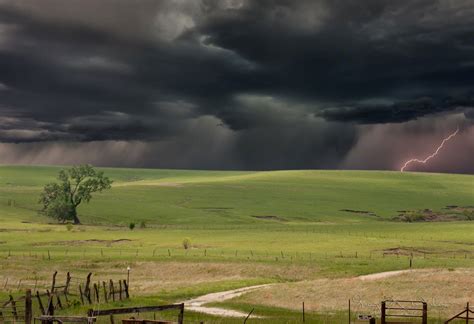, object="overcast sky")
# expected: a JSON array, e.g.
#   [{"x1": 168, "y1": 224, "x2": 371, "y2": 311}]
[{"x1": 0, "y1": 0, "x2": 472, "y2": 172}]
